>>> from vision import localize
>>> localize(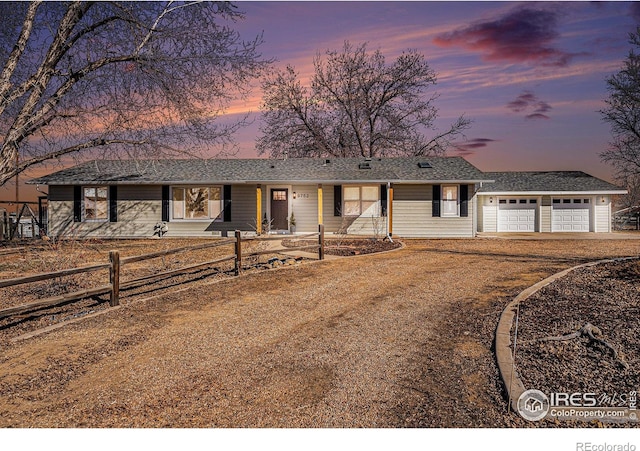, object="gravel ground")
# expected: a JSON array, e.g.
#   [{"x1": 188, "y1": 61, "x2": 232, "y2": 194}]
[
  {"x1": 0, "y1": 237, "x2": 639, "y2": 427},
  {"x1": 515, "y1": 258, "x2": 640, "y2": 426}
]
